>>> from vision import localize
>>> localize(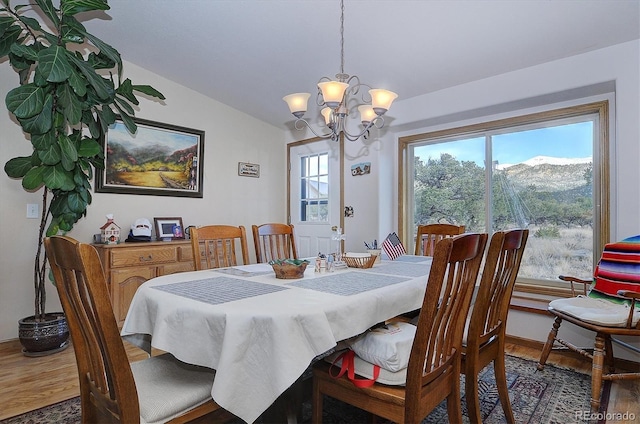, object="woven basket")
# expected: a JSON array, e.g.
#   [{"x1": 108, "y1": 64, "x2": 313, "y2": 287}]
[{"x1": 343, "y1": 254, "x2": 376, "y2": 269}]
